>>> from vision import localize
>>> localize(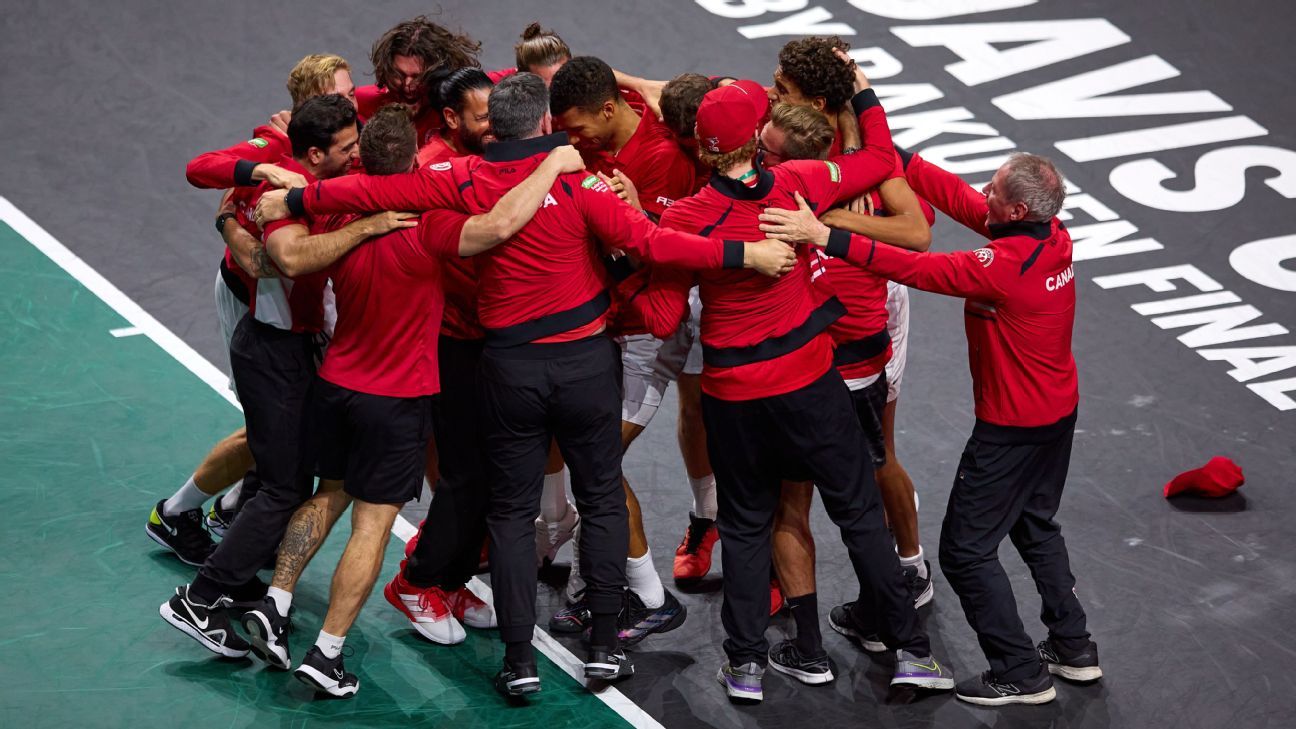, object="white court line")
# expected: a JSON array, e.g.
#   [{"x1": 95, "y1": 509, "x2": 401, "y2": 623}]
[
  {"x1": 110, "y1": 326, "x2": 144, "y2": 338},
  {"x1": 0, "y1": 195, "x2": 664, "y2": 729}
]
